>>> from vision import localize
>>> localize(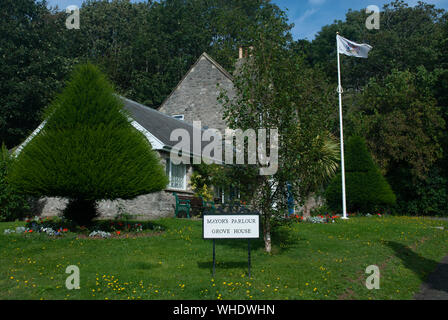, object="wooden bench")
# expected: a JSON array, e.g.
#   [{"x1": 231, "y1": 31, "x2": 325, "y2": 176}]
[
  {"x1": 173, "y1": 192, "x2": 191, "y2": 218},
  {"x1": 173, "y1": 193, "x2": 217, "y2": 218}
]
